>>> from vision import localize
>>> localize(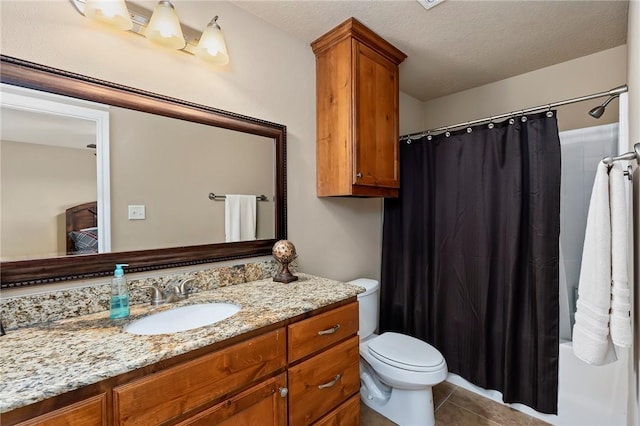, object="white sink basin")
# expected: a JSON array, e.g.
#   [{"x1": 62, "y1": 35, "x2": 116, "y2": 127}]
[{"x1": 124, "y1": 303, "x2": 241, "y2": 335}]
